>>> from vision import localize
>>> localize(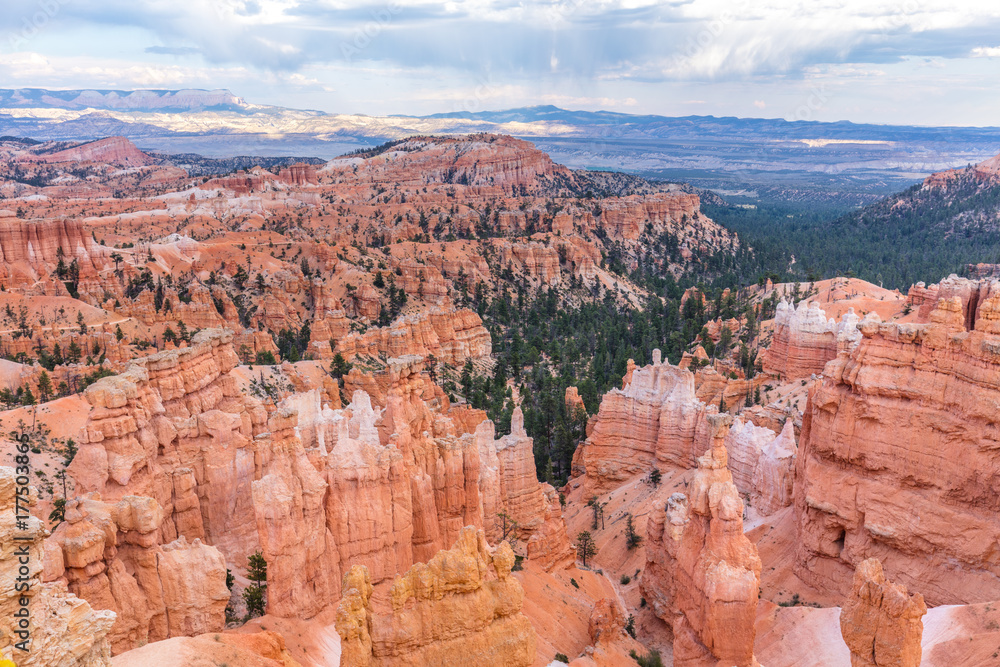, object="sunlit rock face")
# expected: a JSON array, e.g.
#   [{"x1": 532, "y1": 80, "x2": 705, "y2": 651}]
[
  {"x1": 796, "y1": 280, "x2": 1000, "y2": 605},
  {"x1": 336, "y1": 527, "x2": 536, "y2": 667},
  {"x1": 1, "y1": 466, "x2": 116, "y2": 666},
  {"x1": 840, "y1": 558, "x2": 926, "y2": 667}
]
